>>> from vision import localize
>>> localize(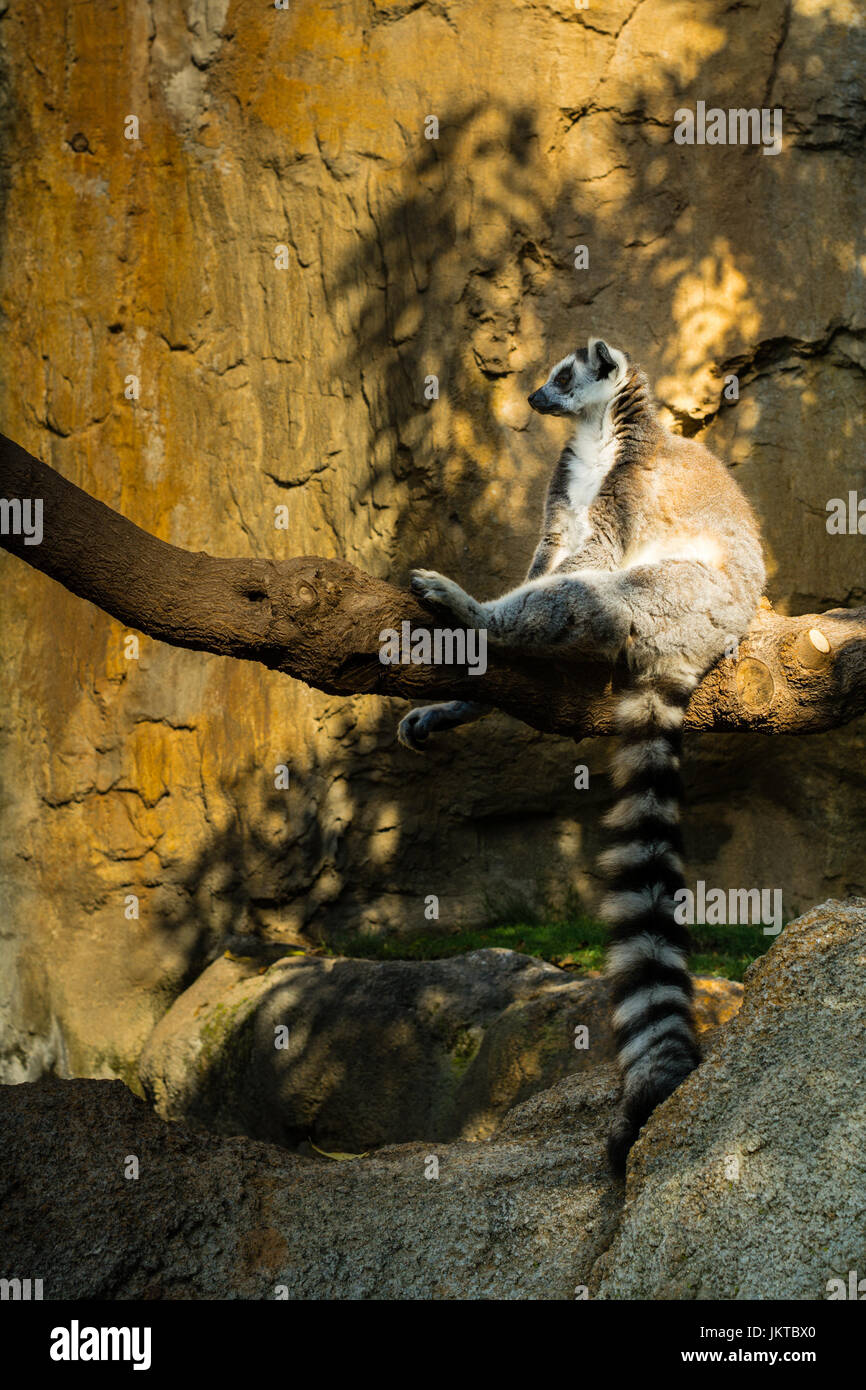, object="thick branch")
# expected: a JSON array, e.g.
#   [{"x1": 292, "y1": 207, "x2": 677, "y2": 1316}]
[{"x1": 2, "y1": 431, "x2": 865, "y2": 739}]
